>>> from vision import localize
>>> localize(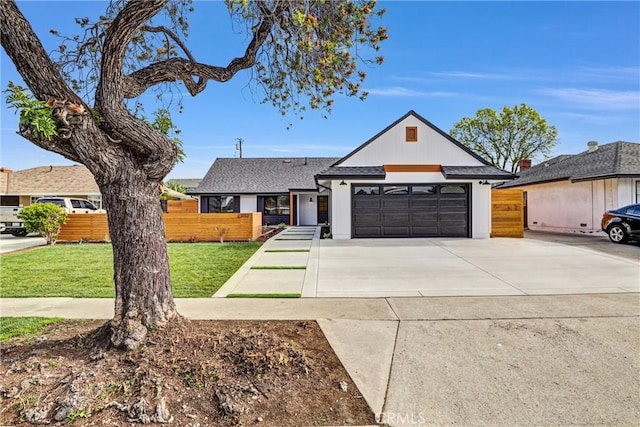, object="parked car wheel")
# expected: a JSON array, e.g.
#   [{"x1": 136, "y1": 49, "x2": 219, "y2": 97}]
[
  {"x1": 607, "y1": 224, "x2": 628, "y2": 244},
  {"x1": 10, "y1": 229, "x2": 28, "y2": 237}
]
